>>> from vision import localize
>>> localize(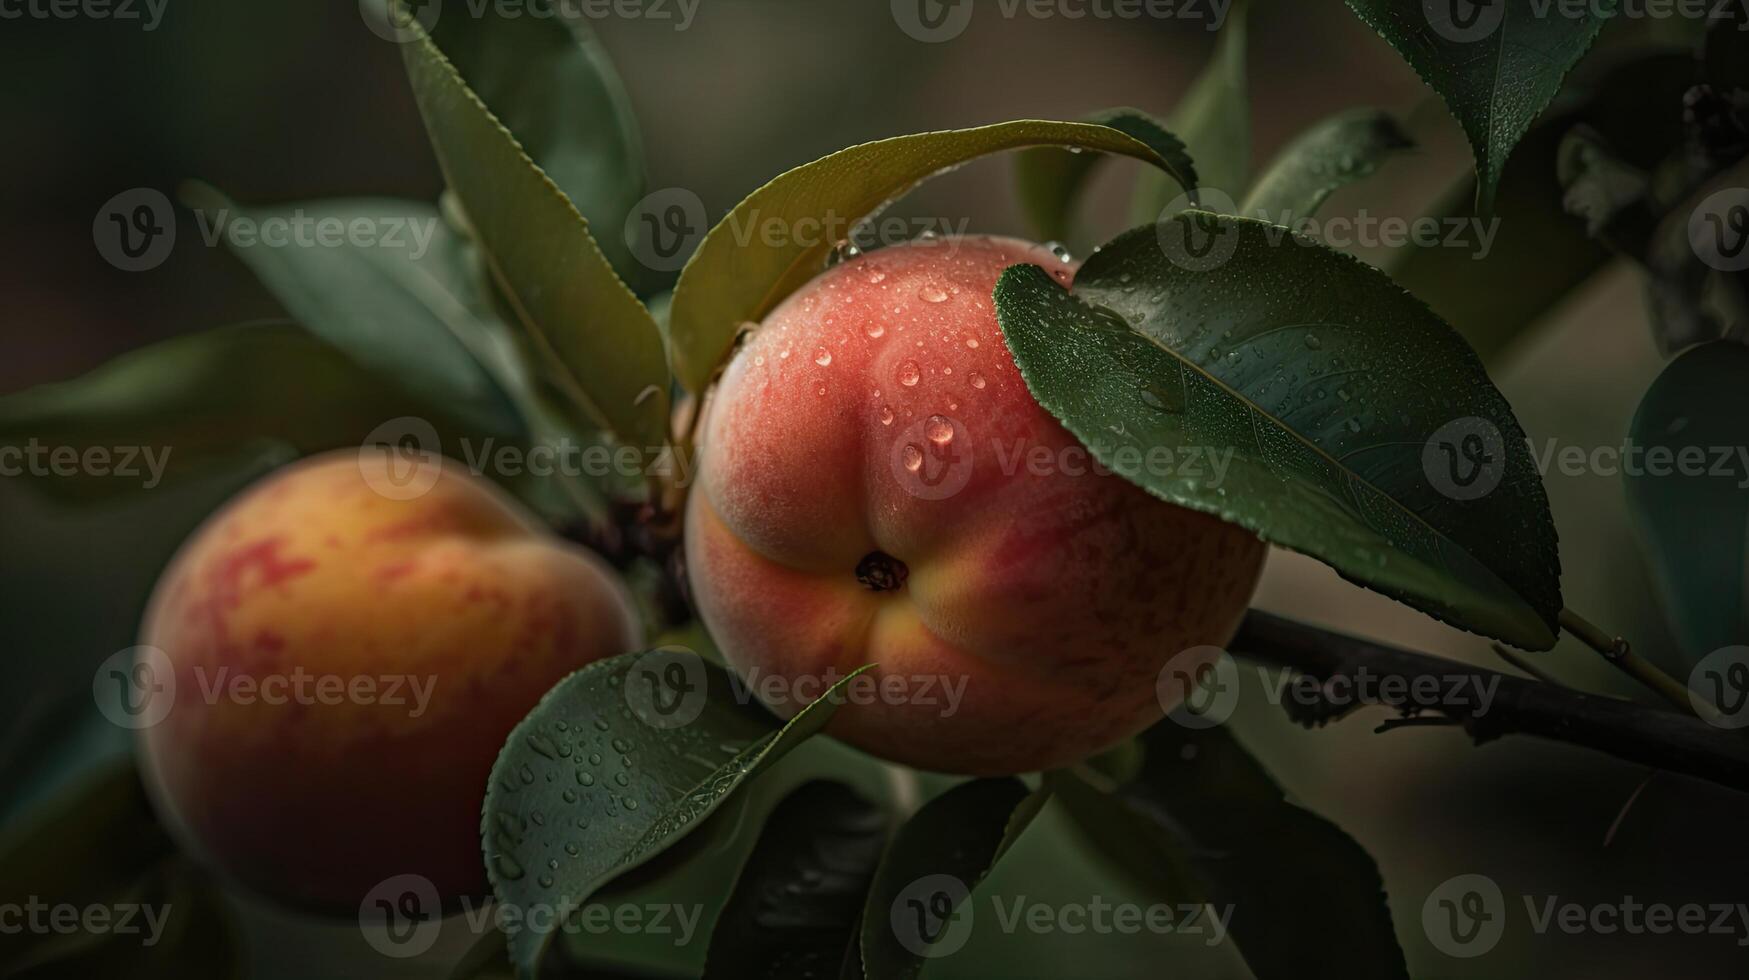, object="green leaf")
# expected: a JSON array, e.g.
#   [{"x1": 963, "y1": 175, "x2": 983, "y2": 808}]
[
  {"x1": 701, "y1": 782, "x2": 888, "y2": 980},
  {"x1": 428, "y1": 5, "x2": 653, "y2": 292},
  {"x1": 1013, "y1": 108, "x2": 1197, "y2": 246},
  {"x1": 855, "y1": 778, "x2": 1045, "y2": 980},
  {"x1": 1344, "y1": 0, "x2": 1614, "y2": 213},
  {"x1": 1626, "y1": 343, "x2": 1749, "y2": 661},
  {"x1": 1051, "y1": 722, "x2": 1407, "y2": 980},
  {"x1": 665, "y1": 119, "x2": 1197, "y2": 395},
  {"x1": 1385, "y1": 51, "x2": 1695, "y2": 362},
  {"x1": 186, "y1": 189, "x2": 528, "y2": 438},
  {"x1": 401, "y1": 14, "x2": 671, "y2": 451},
  {"x1": 0, "y1": 322, "x2": 478, "y2": 501},
  {"x1": 483, "y1": 650, "x2": 872, "y2": 977},
  {"x1": 1241, "y1": 108, "x2": 1413, "y2": 218},
  {"x1": 1131, "y1": 0, "x2": 1250, "y2": 222},
  {"x1": 995, "y1": 216, "x2": 1562, "y2": 649}
]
